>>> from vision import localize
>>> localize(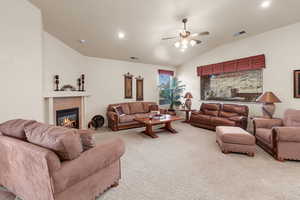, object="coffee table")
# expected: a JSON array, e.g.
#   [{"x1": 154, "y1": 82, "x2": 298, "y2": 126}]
[{"x1": 134, "y1": 115, "x2": 183, "y2": 138}]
